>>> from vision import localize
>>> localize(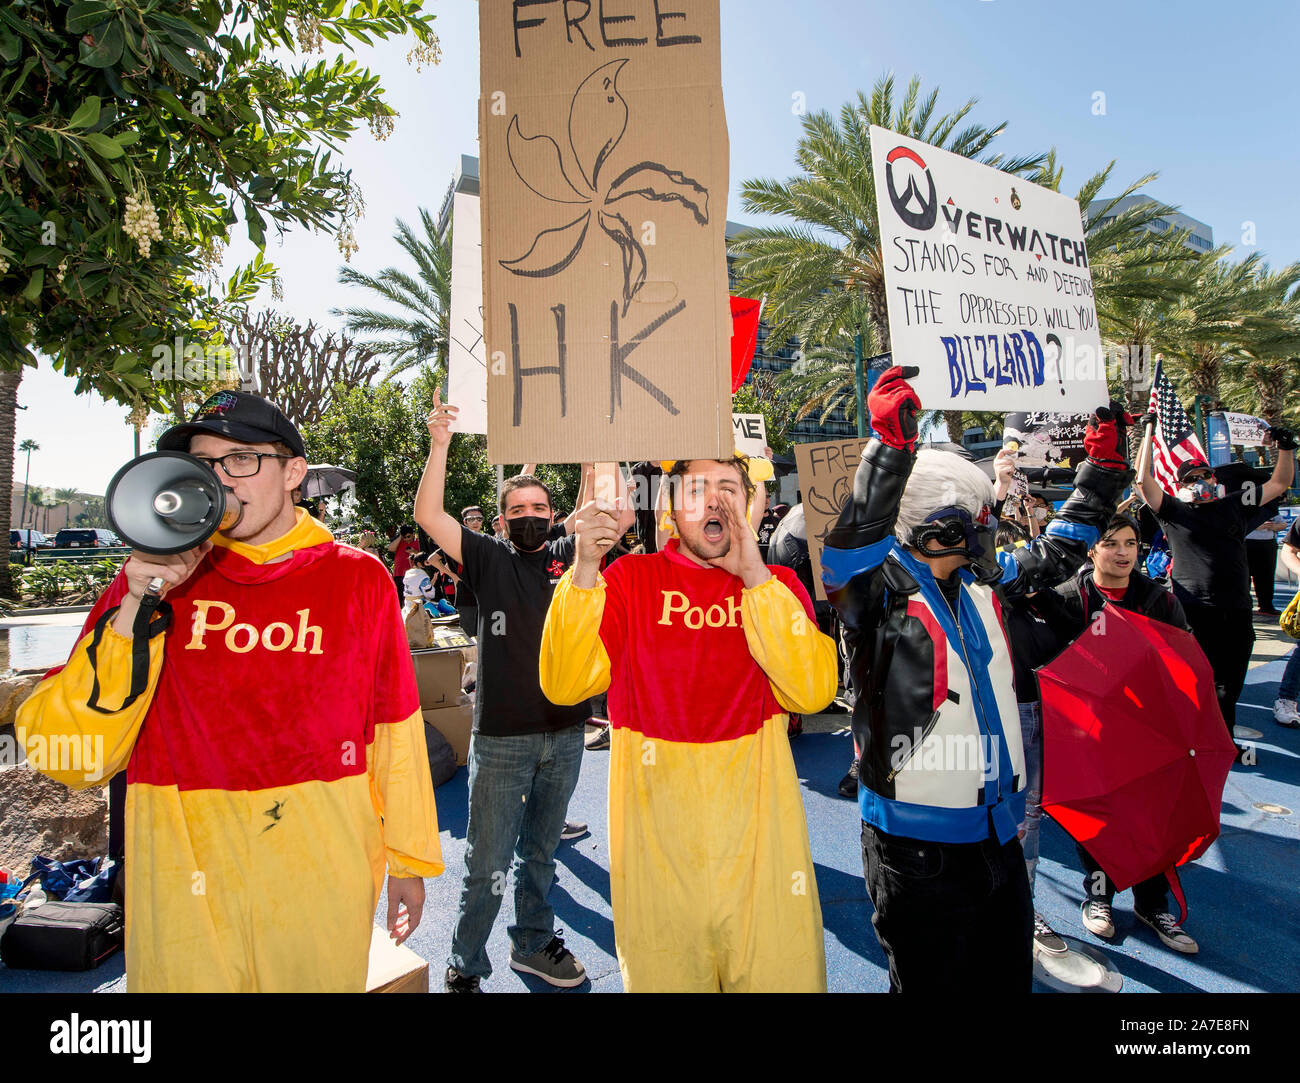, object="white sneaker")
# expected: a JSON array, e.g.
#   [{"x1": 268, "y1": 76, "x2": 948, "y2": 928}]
[{"x1": 1274, "y1": 699, "x2": 1300, "y2": 728}]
